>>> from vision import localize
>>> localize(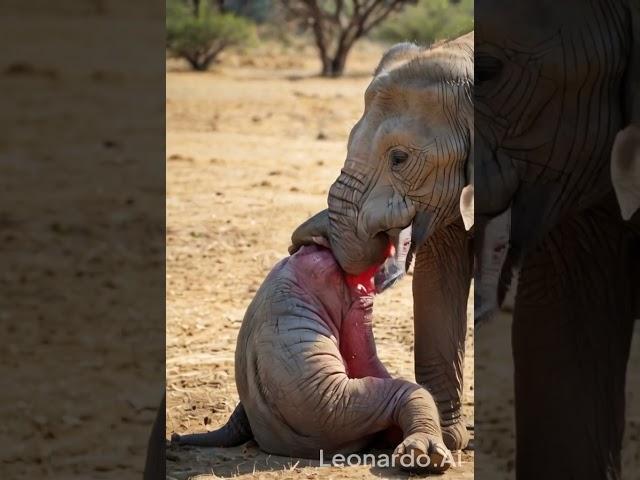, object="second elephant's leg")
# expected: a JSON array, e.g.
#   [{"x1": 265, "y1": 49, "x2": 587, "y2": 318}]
[
  {"x1": 512, "y1": 215, "x2": 635, "y2": 480},
  {"x1": 413, "y1": 219, "x2": 472, "y2": 450}
]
